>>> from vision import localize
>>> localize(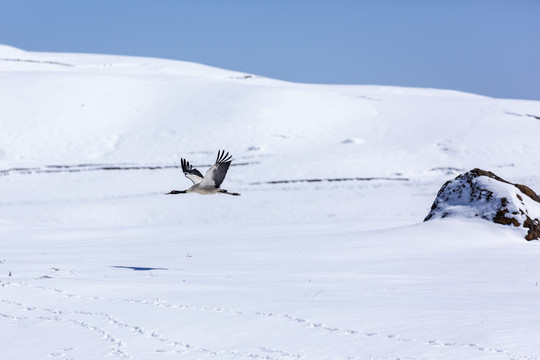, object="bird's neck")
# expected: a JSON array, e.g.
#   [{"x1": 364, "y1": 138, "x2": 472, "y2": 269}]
[{"x1": 166, "y1": 190, "x2": 187, "y2": 195}]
